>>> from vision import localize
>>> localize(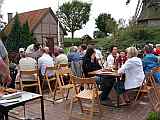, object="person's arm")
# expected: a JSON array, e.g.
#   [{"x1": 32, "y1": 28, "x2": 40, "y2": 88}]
[
  {"x1": 0, "y1": 40, "x2": 9, "y2": 65},
  {"x1": 0, "y1": 58, "x2": 11, "y2": 83},
  {"x1": 118, "y1": 60, "x2": 132, "y2": 74}
]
